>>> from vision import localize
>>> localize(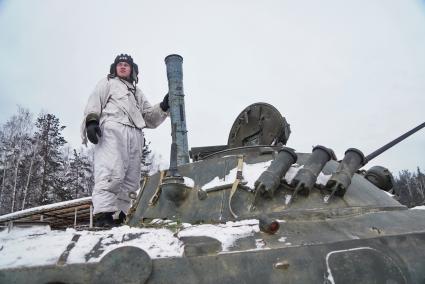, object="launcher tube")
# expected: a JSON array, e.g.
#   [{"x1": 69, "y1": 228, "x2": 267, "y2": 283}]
[{"x1": 165, "y1": 54, "x2": 189, "y2": 165}]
